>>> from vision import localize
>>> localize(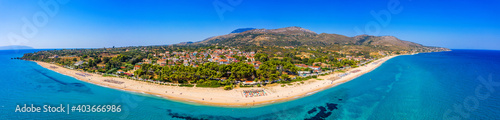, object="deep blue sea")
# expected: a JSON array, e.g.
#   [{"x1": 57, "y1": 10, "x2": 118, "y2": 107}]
[{"x1": 1, "y1": 49, "x2": 500, "y2": 120}]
